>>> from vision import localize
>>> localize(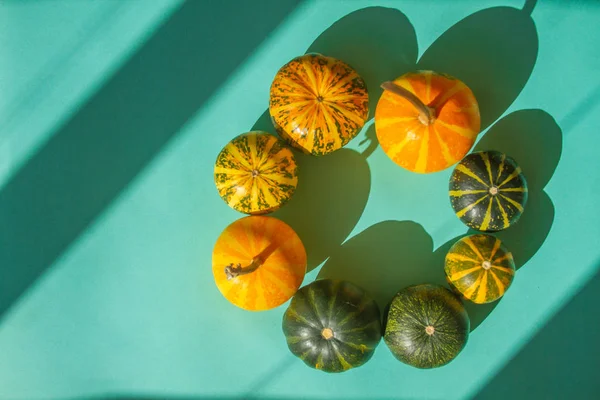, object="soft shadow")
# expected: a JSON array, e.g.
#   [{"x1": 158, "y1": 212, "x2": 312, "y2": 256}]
[
  {"x1": 307, "y1": 6, "x2": 418, "y2": 116},
  {"x1": 452, "y1": 109, "x2": 562, "y2": 329},
  {"x1": 0, "y1": 0, "x2": 303, "y2": 320},
  {"x1": 252, "y1": 111, "x2": 375, "y2": 271},
  {"x1": 317, "y1": 221, "x2": 447, "y2": 310},
  {"x1": 317, "y1": 222, "x2": 496, "y2": 331},
  {"x1": 418, "y1": 3, "x2": 538, "y2": 129},
  {"x1": 254, "y1": 6, "x2": 418, "y2": 271},
  {"x1": 432, "y1": 234, "x2": 499, "y2": 332},
  {"x1": 470, "y1": 109, "x2": 563, "y2": 269},
  {"x1": 474, "y1": 264, "x2": 600, "y2": 399}
]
